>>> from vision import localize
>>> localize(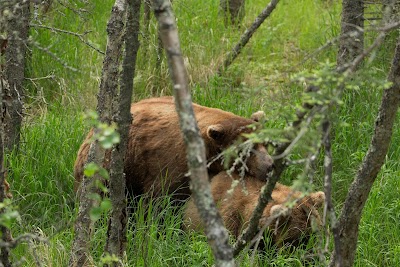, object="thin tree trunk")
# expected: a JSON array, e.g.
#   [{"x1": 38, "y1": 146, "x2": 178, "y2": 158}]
[
  {"x1": 218, "y1": 0, "x2": 279, "y2": 75},
  {"x1": 232, "y1": 135, "x2": 289, "y2": 256},
  {"x1": 69, "y1": 1, "x2": 126, "y2": 266},
  {"x1": 151, "y1": 0, "x2": 235, "y2": 266},
  {"x1": 0, "y1": 1, "x2": 29, "y2": 263},
  {"x1": 329, "y1": 35, "x2": 400, "y2": 267},
  {"x1": 104, "y1": 0, "x2": 141, "y2": 261},
  {"x1": 337, "y1": 0, "x2": 364, "y2": 67},
  {"x1": 321, "y1": 120, "x2": 340, "y2": 263},
  {"x1": 3, "y1": 0, "x2": 30, "y2": 151},
  {"x1": 0, "y1": 76, "x2": 12, "y2": 267},
  {"x1": 142, "y1": 0, "x2": 151, "y2": 65},
  {"x1": 233, "y1": 85, "x2": 320, "y2": 255},
  {"x1": 220, "y1": 0, "x2": 245, "y2": 26}
]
